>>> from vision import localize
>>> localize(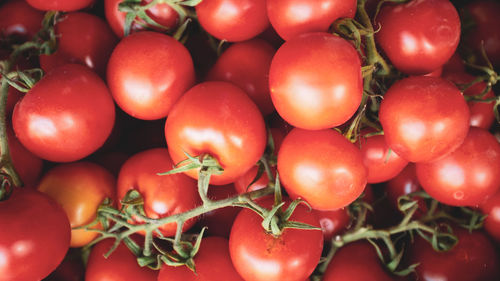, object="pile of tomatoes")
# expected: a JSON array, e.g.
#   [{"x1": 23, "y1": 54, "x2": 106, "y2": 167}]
[{"x1": 1, "y1": 0, "x2": 500, "y2": 280}]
